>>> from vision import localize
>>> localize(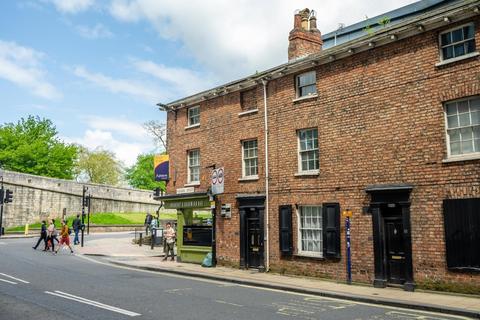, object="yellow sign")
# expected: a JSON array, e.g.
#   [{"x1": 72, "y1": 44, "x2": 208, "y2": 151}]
[
  {"x1": 154, "y1": 154, "x2": 169, "y2": 181},
  {"x1": 342, "y1": 210, "x2": 353, "y2": 218}
]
